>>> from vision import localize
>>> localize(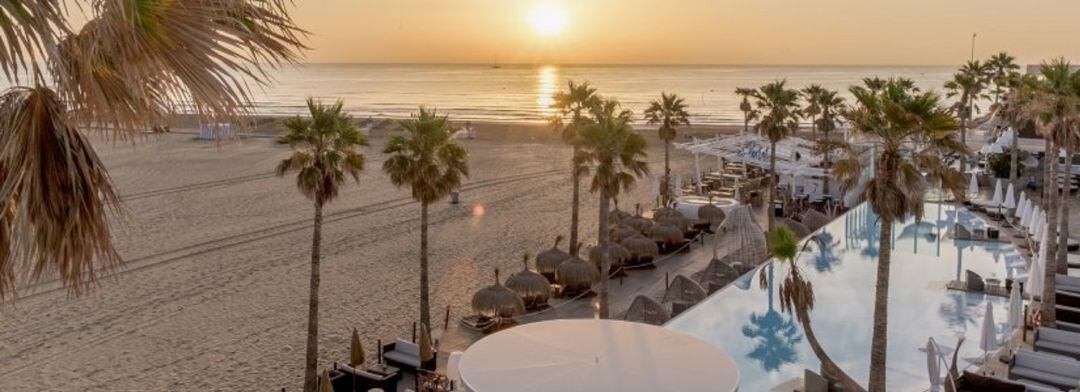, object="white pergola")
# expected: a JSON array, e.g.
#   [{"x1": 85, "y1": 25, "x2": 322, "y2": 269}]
[{"x1": 674, "y1": 133, "x2": 829, "y2": 179}]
